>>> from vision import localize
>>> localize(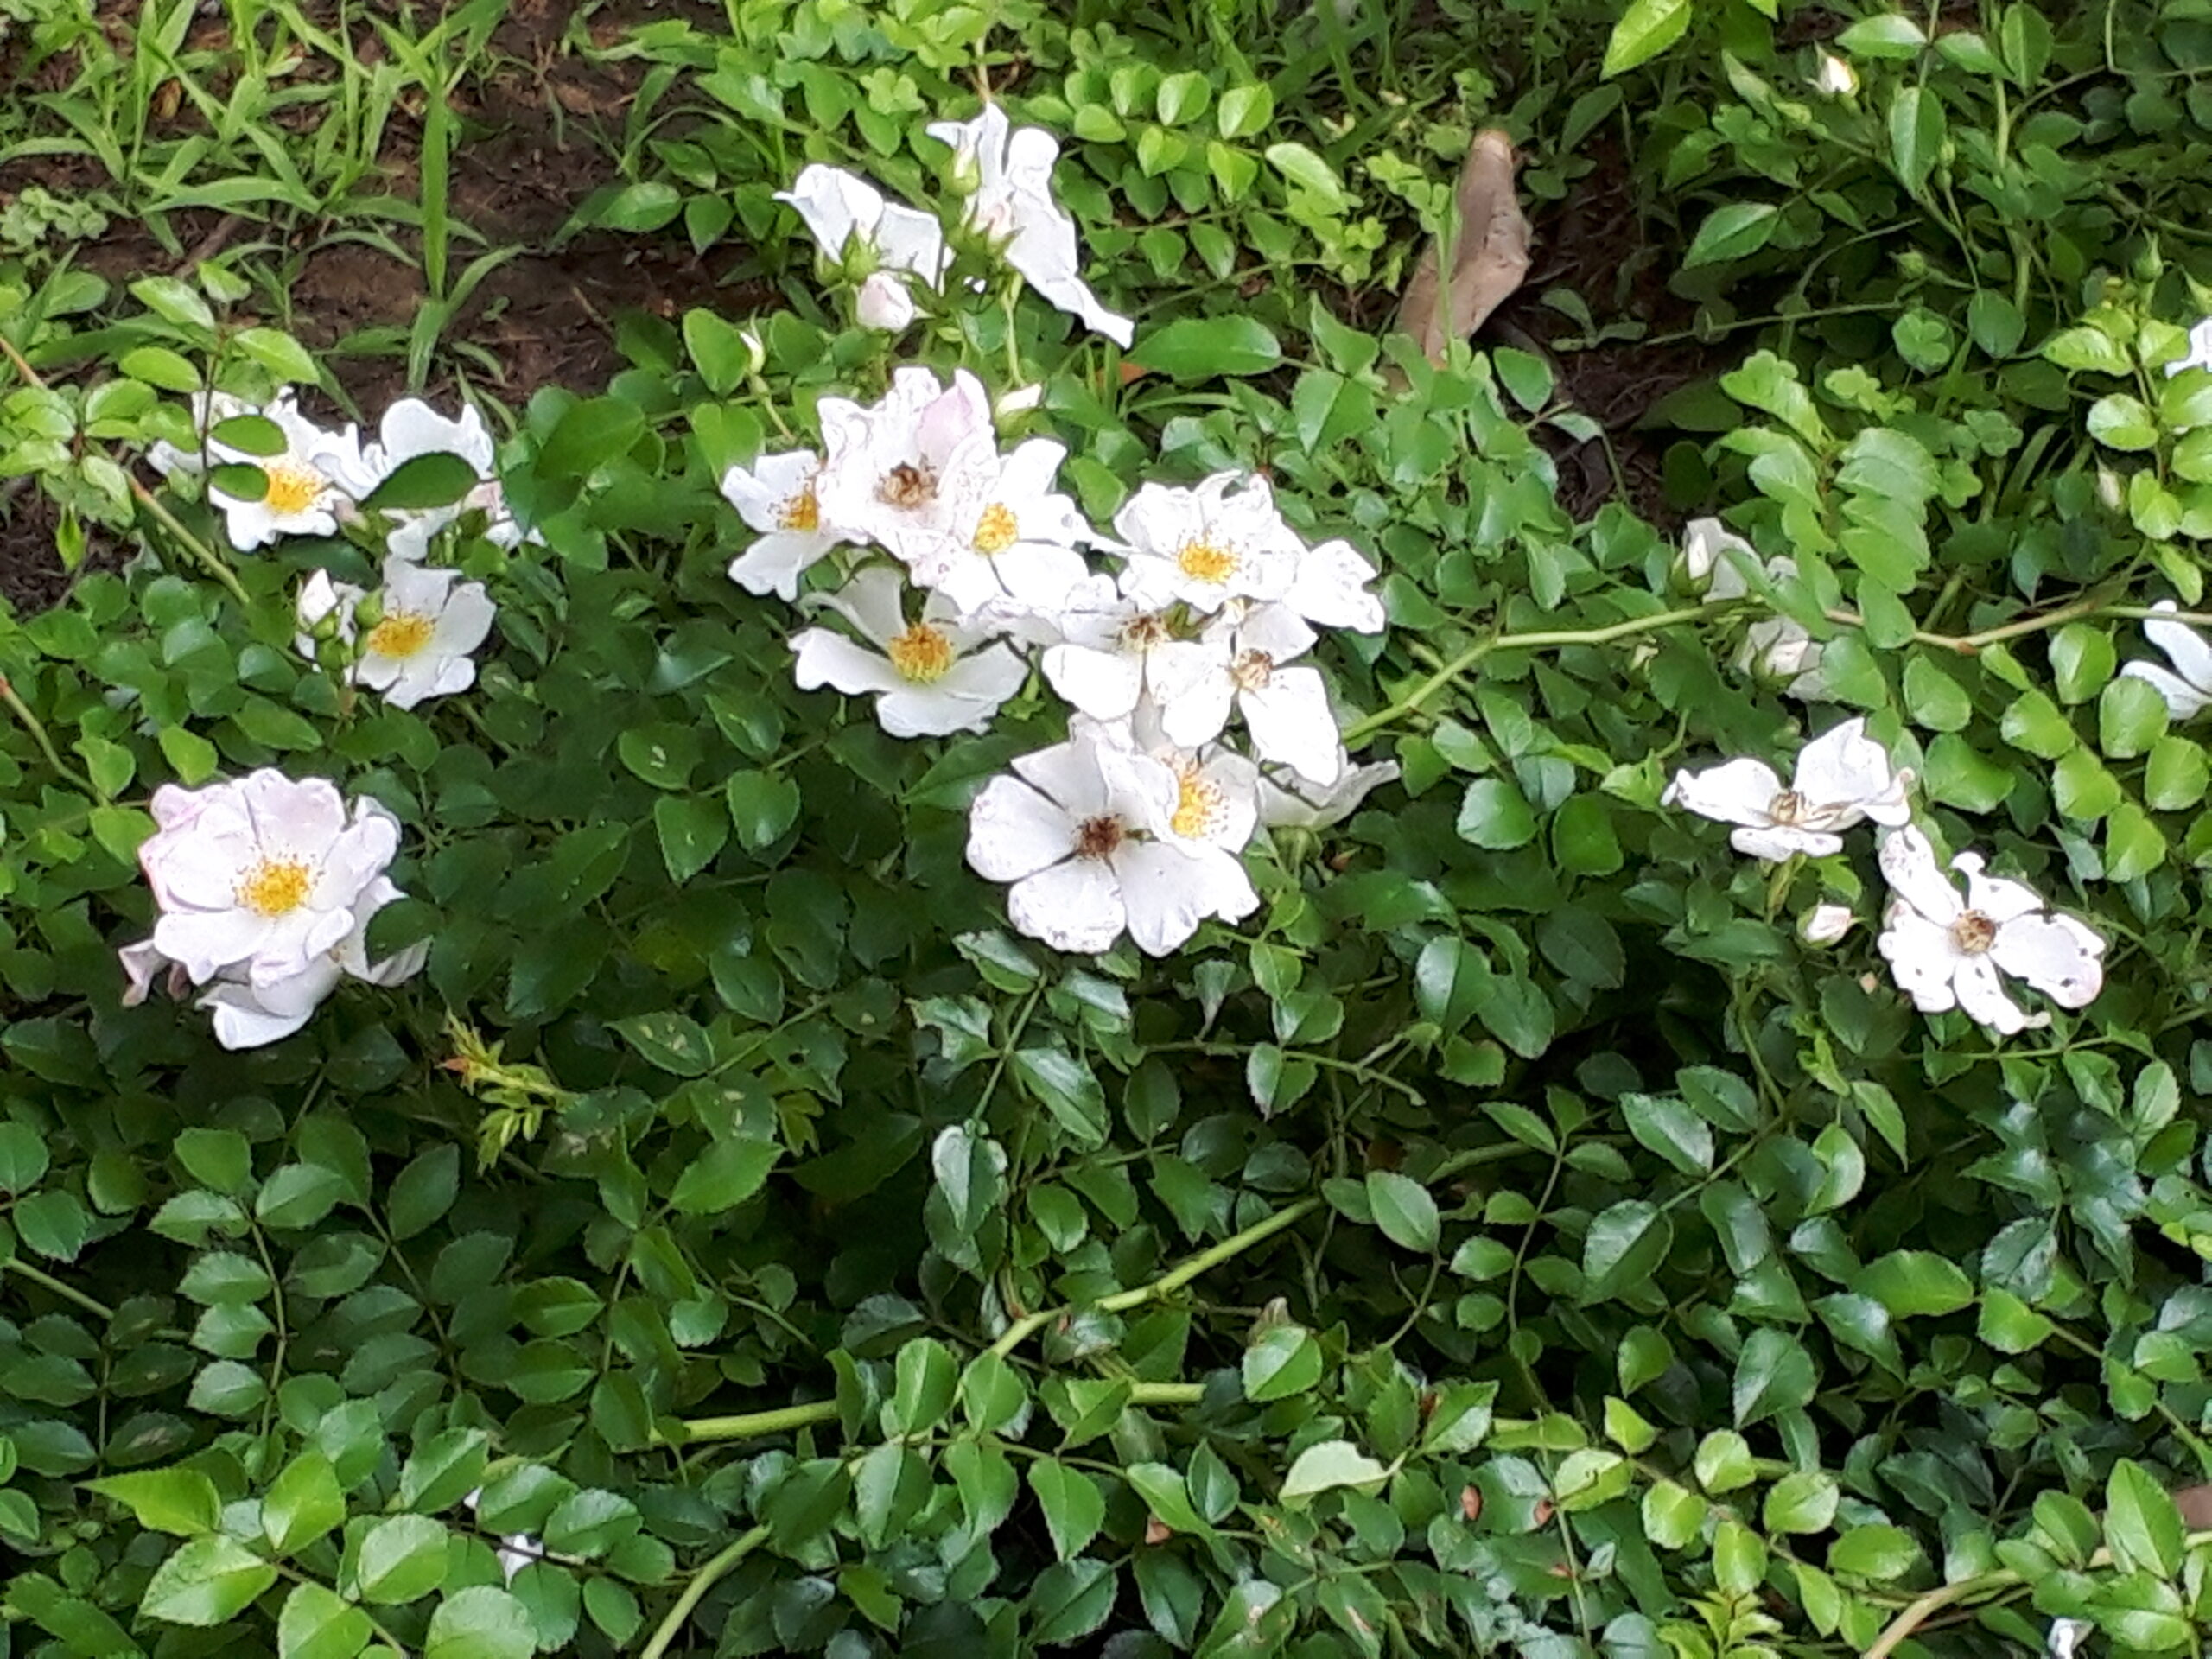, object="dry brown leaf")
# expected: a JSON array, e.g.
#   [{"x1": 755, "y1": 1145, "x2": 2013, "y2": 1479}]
[{"x1": 1391, "y1": 129, "x2": 1532, "y2": 371}]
